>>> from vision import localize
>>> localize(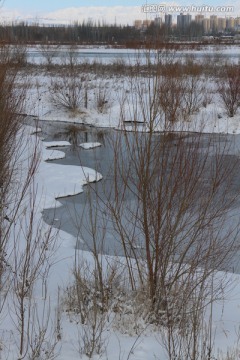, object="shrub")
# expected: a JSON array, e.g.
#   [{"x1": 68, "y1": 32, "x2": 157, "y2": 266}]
[{"x1": 217, "y1": 64, "x2": 240, "y2": 117}]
